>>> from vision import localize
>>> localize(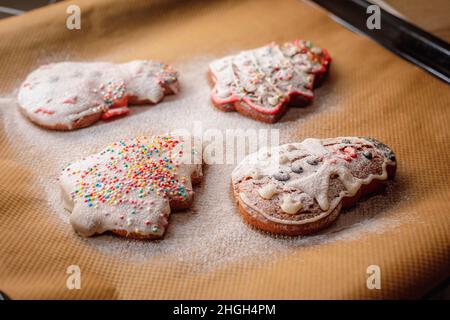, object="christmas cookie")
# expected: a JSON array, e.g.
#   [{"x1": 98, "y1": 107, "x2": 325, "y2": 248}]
[
  {"x1": 60, "y1": 135, "x2": 202, "y2": 239},
  {"x1": 18, "y1": 60, "x2": 179, "y2": 130},
  {"x1": 231, "y1": 137, "x2": 396, "y2": 235},
  {"x1": 209, "y1": 39, "x2": 331, "y2": 123}
]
